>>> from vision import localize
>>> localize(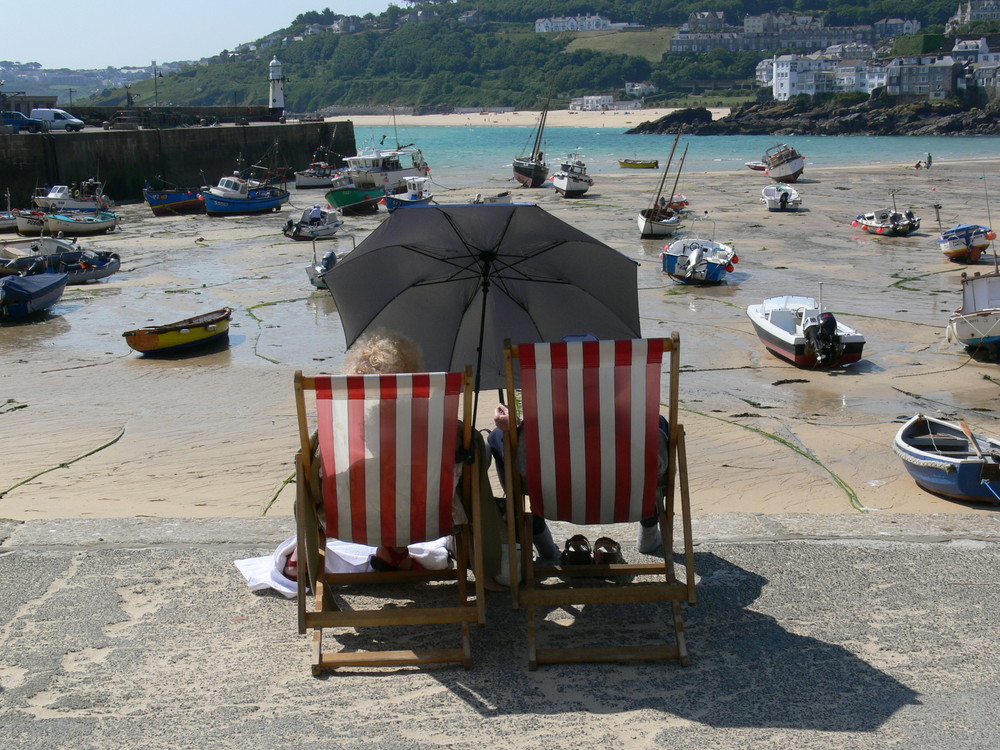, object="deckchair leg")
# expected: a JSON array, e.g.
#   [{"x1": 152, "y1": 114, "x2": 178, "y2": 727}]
[
  {"x1": 671, "y1": 600, "x2": 690, "y2": 667},
  {"x1": 676, "y1": 426, "x2": 697, "y2": 604}
]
